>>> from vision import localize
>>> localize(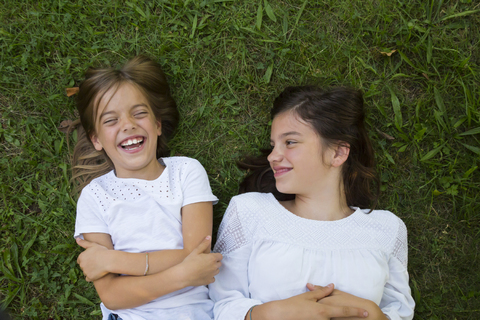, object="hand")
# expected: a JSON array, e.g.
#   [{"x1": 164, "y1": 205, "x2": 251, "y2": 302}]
[
  {"x1": 307, "y1": 284, "x2": 387, "y2": 320},
  {"x1": 175, "y1": 236, "x2": 222, "y2": 287},
  {"x1": 259, "y1": 284, "x2": 368, "y2": 320},
  {"x1": 76, "y1": 238, "x2": 111, "y2": 282}
]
